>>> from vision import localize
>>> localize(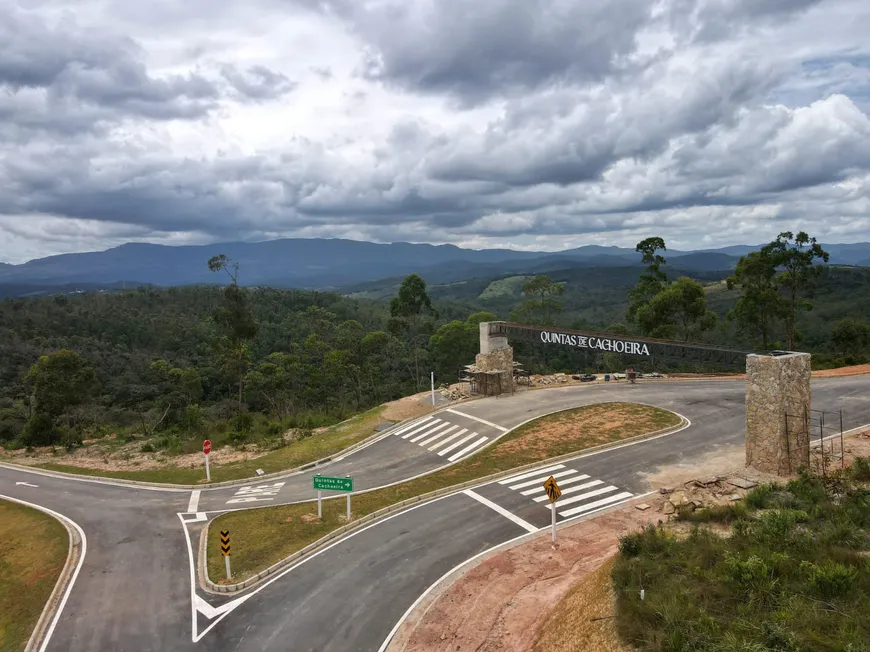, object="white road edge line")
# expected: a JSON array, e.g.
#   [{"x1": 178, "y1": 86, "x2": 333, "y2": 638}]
[
  {"x1": 445, "y1": 408, "x2": 508, "y2": 432},
  {"x1": 462, "y1": 489, "x2": 538, "y2": 533},
  {"x1": 376, "y1": 490, "x2": 656, "y2": 652},
  {"x1": 187, "y1": 490, "x2": 201, "y2": 514},
  {"x1": 0, "y1": 494, "x2": 87, "y2": 652}
]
